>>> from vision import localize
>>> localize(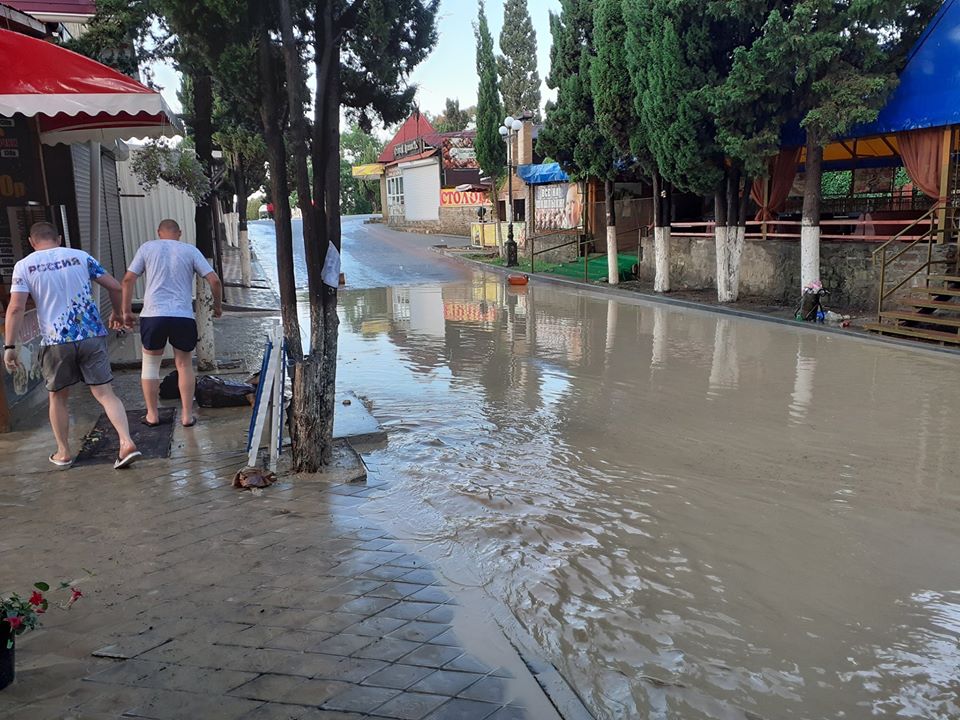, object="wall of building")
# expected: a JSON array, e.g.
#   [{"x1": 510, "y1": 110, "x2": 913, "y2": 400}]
[
  {"x1": 389, "y1": 205, "x2": 479, "y2": 236},
  {"x1": 637, "y1": 235, "x2": 957, "y2": 311}
]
